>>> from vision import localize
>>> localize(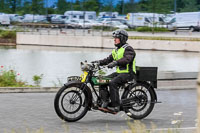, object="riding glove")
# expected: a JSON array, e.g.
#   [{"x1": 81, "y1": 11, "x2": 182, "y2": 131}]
[{"x1": 108, "y1": 61, "x2": 117, "y2": 68}]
